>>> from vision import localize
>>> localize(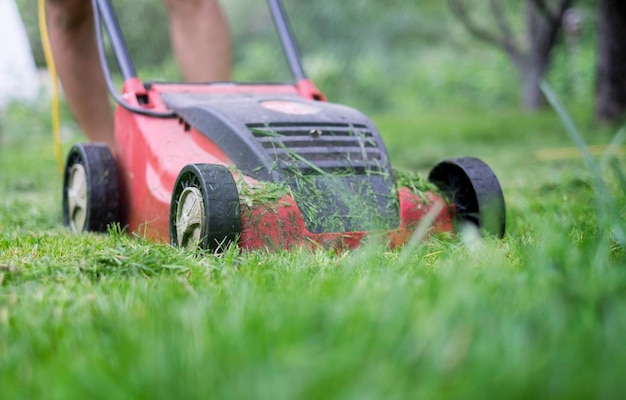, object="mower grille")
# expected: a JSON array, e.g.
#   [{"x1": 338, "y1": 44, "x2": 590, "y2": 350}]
[
  {"x1": 160, "y1": 92, "x2": 399, "y2": 233},
  {"x1": 247, "y1": 122, "x2": 384, "y2": 175}
]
